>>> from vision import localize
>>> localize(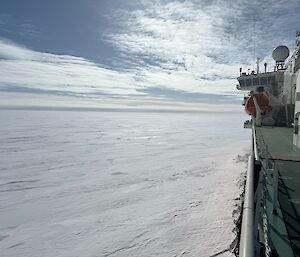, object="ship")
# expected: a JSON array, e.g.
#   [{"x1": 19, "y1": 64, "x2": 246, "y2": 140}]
[{"x1": 236, "y1": 33, "x2": 300, "y2": 257}]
